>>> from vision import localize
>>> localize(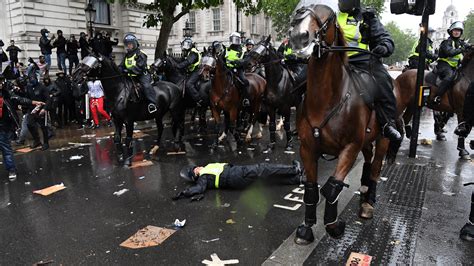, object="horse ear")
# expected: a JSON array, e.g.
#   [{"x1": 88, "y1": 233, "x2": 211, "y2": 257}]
[{"x1": 266, "y1": 35, "x2": 271, "y2": 43}]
